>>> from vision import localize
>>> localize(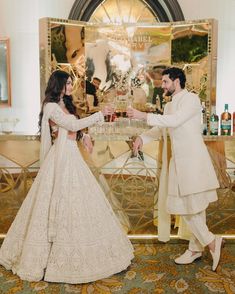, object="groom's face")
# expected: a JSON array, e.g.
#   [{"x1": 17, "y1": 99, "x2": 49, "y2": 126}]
[{"x1": 162, "y1": 74, "x2": 176, "y2": 96}]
